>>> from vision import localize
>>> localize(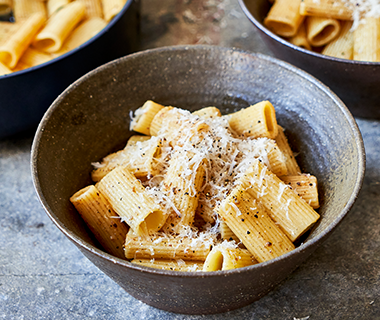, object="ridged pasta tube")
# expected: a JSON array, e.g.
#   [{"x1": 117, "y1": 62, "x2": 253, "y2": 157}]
[
  {"x1": 280, "y1": 174, "x2": 320, "y2": 209},
  {"x1": 264, "y1": 0, "x2": 304, "y2": 37},
  {"x1": 131, "y1": 258, "x2": 204, "y2": 271},
  {"x1": 237, "y1": 159, "x2": 320, "y2": 242},
  {"x1": 322, "y1": 21, "x2": 353, "y2": 60},
  {"x1": 13, "y1": 0, "x2": 47, "y2": 20},
  {"x1": 192, "y1": 106, "x2": 222, "y2": 119},
  {"x1": 33, "y1": 1, "x2": 86, "y2": 53},
  {"x1": 130, "y1": 100, "x2": 165, "y2": 135},
  {"x1": 353, "y1": 17, "x2": 380, "y2": 62},
  {"x1": 275, "y1": 126, "x2": 300, "y2": 175},
  {"x1": 216, "y1": 180, "x2": 295, "y2": 263},
  {"x1": 299, "y1": 0, "x2": 353, "y2": 20},
  {"x1": 160, "y1": 152, "x2": 206, "y2": 234},
  {"x1": 124, "y1": 230, "x2": 213, "y2": 261},
  {"x1": 91, "y1": 136, "x2": 163, "y2": 182},
  {"x1": 96, "y1": 166, "x2": 167, "y2": 236},
  {"x1": 70, "y1": 185, "x2": 129, "y2": 259},
  {"x1": 305, "y1": 16, "x2": 341, "y2": 47},
  {"x1": 288, "y1": 23, "x2": 311, "y2": 50},
  {"x1": 203, "y1": 243, "x2": 256, "y2": 271},
  {"x1": 228, "y1": 101, "x2": 278, "y2": 139},
  {"x1": 0, "y1": 13, "x2": 46, "y2": 68}
]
